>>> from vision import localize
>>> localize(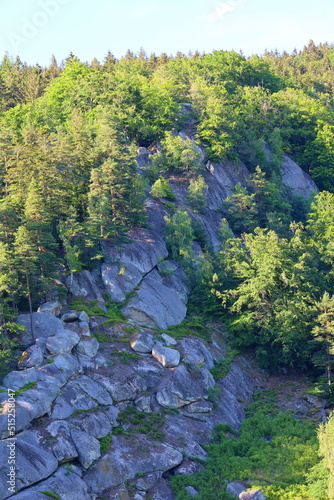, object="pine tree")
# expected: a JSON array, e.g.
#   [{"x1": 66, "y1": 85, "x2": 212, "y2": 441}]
[{"x1": 312, "y1": 292, "x2": 334, "y2": 396}]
